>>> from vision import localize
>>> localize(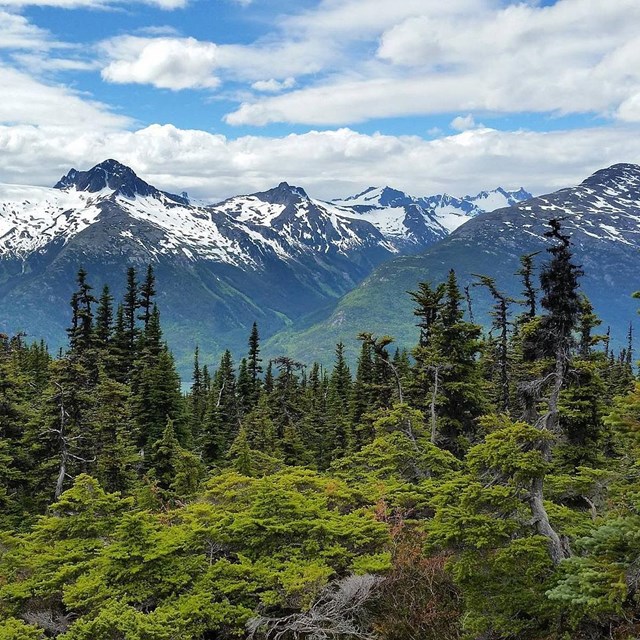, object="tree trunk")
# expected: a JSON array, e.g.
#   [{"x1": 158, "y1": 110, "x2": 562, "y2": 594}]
[
  {"x1": 54, "y1": 383, "x2": 68, "y2": 501},
  {"x1": 529, "y1": 475, "x2": 566, "y2": 565},
  {"x1": 531, "y1": 346, "x2": 571, "y2": 564}
]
